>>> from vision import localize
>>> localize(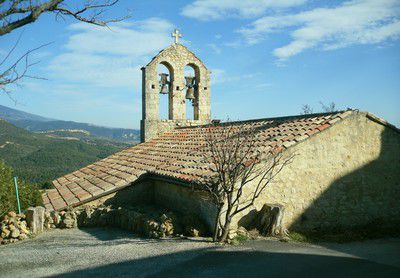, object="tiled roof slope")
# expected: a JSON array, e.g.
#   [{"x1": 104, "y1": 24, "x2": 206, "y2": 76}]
[{"x1": 43, "y1": 110, "x2": 355, "y2": 211}]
